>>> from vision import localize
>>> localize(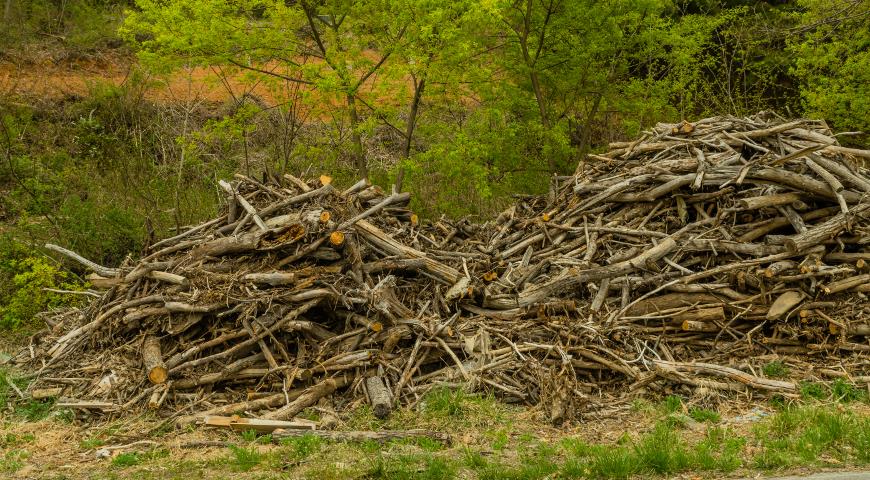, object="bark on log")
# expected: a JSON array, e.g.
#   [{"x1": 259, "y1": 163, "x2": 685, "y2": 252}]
[
  {"x1": 143, "y1": 335, "x2": 168, "y2": 384},
  {"x1": 263, "y1": 377, "x2": 339, "y2": 420},
  {"x1": 271, "y1": 428, "x2": 451, "y2": 445},
  {"x1": 785, "y1": 204, "x2": 870, "y2": 253},
  {"x1": 767, "y1": 291, "x2": 804, "y2": 320},
  {"x1": 365, "y1": 376, "x2": 393, "y2": 419}
]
